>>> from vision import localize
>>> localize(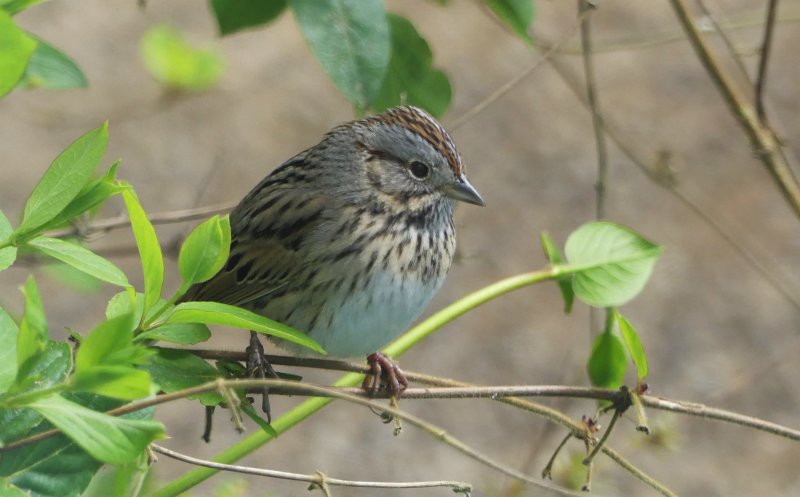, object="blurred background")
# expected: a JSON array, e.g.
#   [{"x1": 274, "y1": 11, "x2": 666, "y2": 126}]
[{"x1": 1, "y1": 0, "x2": 799, "y2": 495}]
